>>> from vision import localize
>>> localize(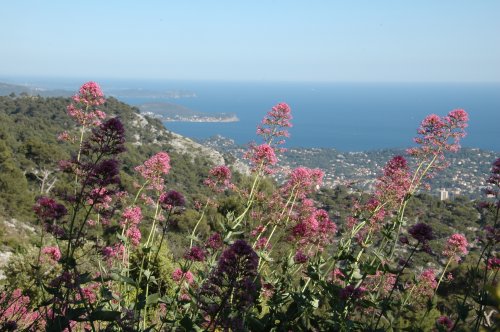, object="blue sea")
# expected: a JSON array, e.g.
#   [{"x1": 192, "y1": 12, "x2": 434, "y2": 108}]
[
  {"x1": 4, "y1": 78, "x2": 499, "y2": 151},
  {"x1": 116, "y1": 81, "x2": 500, "y2": 152}
]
